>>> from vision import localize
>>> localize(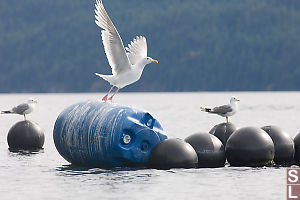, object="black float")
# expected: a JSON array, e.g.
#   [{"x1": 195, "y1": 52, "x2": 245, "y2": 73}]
[
  {"x1": 293, "y1": 133, "x2": 300, "y2": 165},
  {"x1": 226, "y1": 127, "x2": 275, "y2": 167},
  {"x1": 261, "y1": 126, "x2": 294, "y2": 165},
  {"x1": 185, "y1": 132, "x2": 225, "y2": 168},
  {"x1": 209, "y1": 122, "x2": 237, "y2": 146},
  {"x1": 7, "y1": 120, "x2": 45, "y2": 151},
  {"x1": 148, "y1": 138, "x2": 198, "y2": 169}
]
